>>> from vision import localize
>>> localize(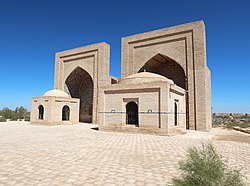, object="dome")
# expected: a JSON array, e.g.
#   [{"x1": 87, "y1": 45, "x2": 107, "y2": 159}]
[
  {"x1": 119, "y1": 72, "x2": 174, "y2": 84},
  {"x1": 43, "y1": 89, "x2": 70, "y2": 98}
]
